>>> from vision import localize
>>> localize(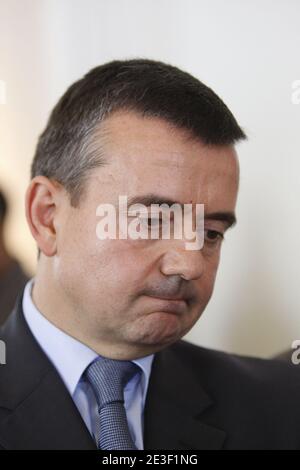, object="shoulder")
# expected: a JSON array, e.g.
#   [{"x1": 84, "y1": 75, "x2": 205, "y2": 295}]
[
  {"x1": 159, "y1": 341, "x2": 300, "y2": 449},
  {"x1": 167, "y1": 340, "x2": 300, "y2": 401},
  {"x1": 170, "y1": 338, "x2": 296, "y2": 369}
]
